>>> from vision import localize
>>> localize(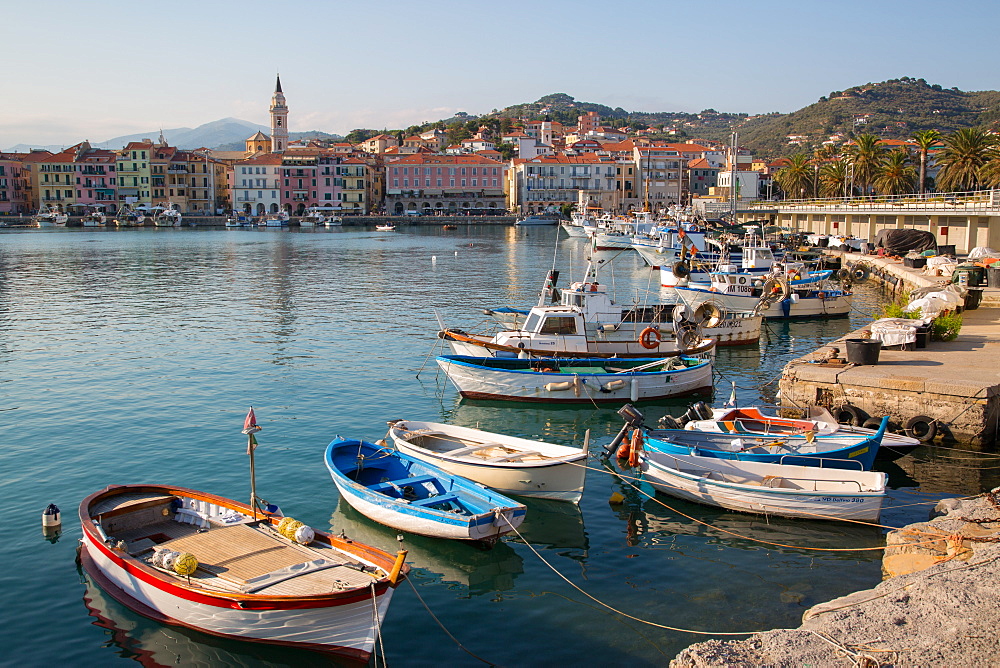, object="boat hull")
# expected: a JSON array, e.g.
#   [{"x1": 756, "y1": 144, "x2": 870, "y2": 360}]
[
  {"x1": 437, "y1": 355, "x2": 714, "y2": 403},
  {"x1": 389, "y1": 421, "x2": 586, "y2": 503},
  {"x1": 441, "y1": 329, "x2": 718, "y2": 359},
  {"x1": 78, "y1": 485, "x2": 402, "y2": 663},
  {"x1": 640, "y1": 451, "x2": 886, "y2": 522},
  {"x1": 672, "y1": 285, "x2": 852, "y2": 319},
  {"x1": 324, "y1": 438, "x2": 526, "y2": 541}
]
